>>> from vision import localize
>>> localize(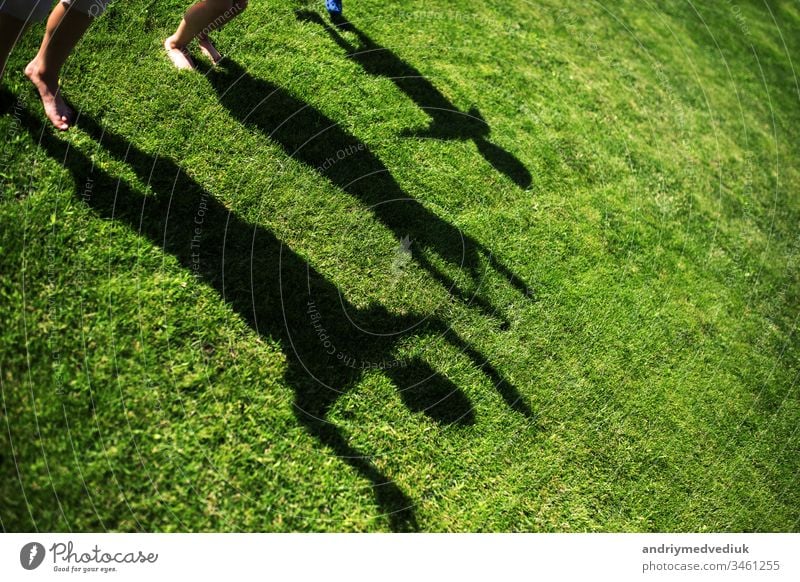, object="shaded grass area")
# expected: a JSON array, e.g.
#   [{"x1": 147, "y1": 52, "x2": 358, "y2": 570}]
[{"x1": 0, "y1": 0, "x2": 798, "y2": 531}]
